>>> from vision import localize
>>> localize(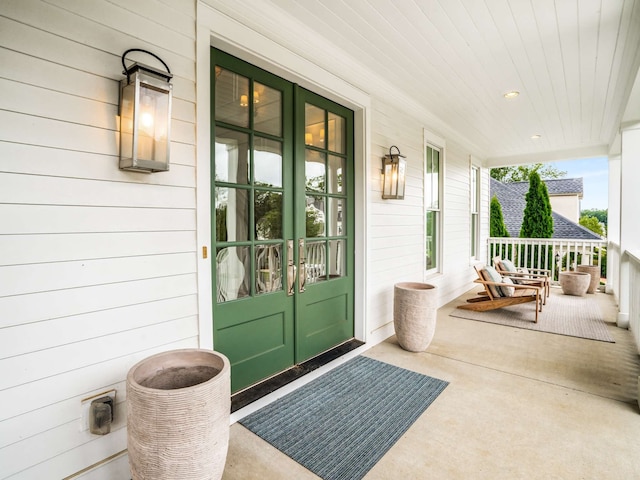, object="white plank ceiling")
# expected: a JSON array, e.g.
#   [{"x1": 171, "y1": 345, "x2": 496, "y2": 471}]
[{"x1": 210, "y1": 0, "x2": 640, "y2": 165}]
